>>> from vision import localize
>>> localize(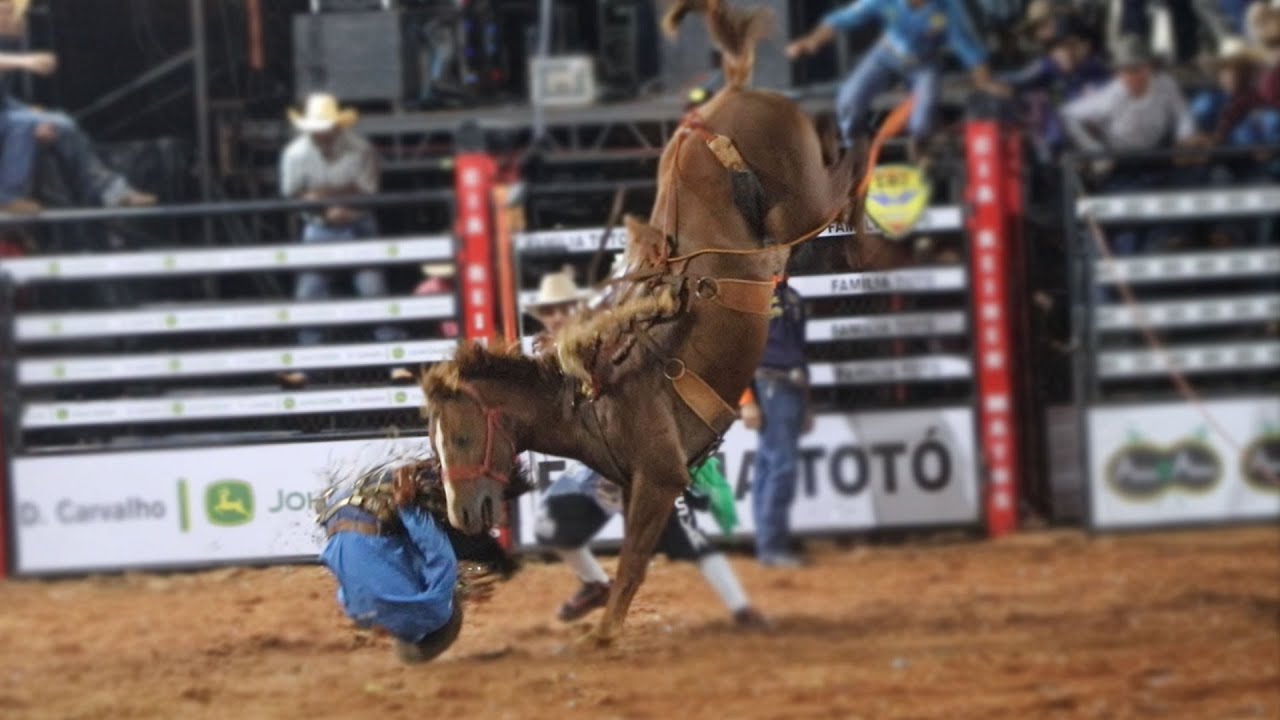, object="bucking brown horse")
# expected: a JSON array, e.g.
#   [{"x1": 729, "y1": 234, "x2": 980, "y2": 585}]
[{"x1": 421, "y1": 0, "x2": 863, "y2": 645}]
